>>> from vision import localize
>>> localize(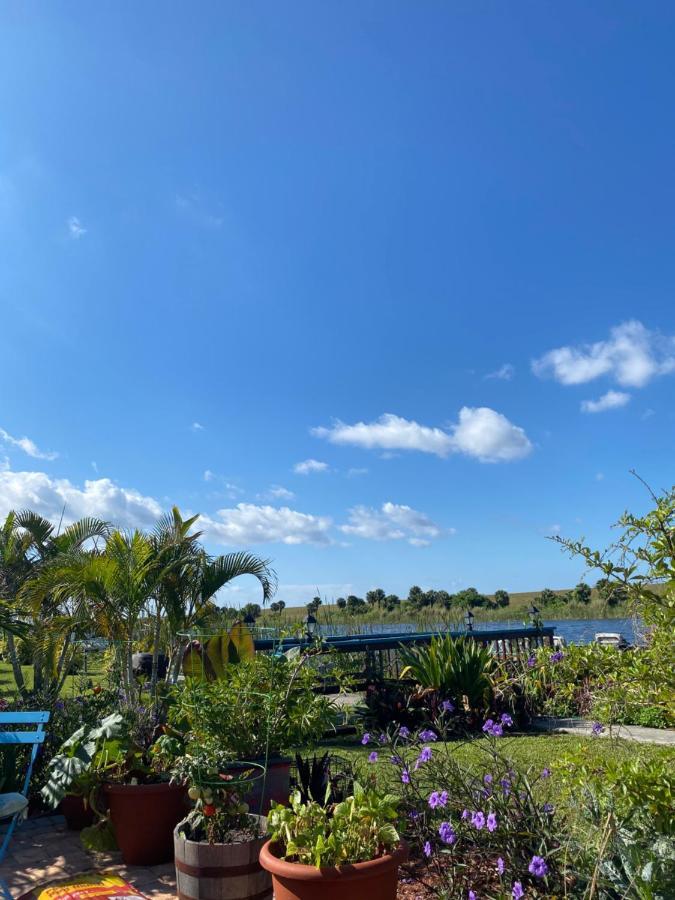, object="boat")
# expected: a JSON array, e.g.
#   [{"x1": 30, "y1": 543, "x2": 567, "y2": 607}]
[{"x1": 594, "y1": 632, "x2": 630, "y2": 649}]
